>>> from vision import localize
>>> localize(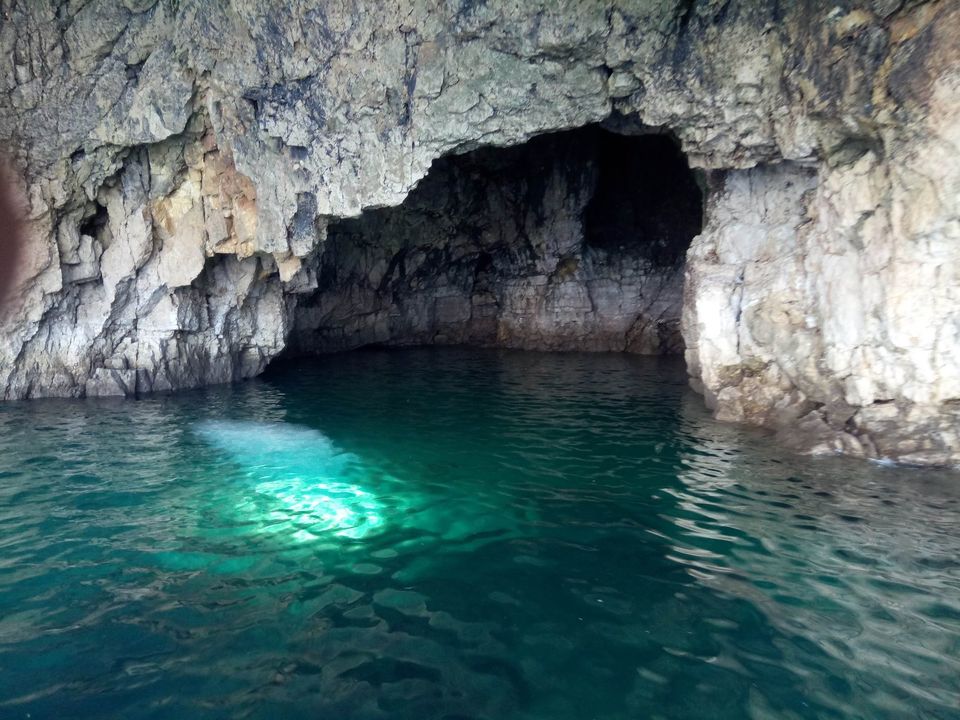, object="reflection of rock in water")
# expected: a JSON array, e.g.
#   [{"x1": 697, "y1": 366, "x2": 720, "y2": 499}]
[{"x1": 668, "y1": 396, "x2": 960, "y2": 713}]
